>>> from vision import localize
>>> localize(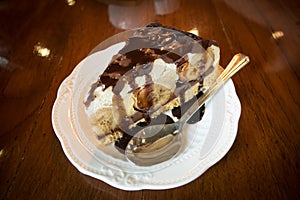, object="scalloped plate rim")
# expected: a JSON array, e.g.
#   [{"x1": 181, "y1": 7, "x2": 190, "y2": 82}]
[{"x1": 51, "y1": 44, "x2": 241, "y2": 191}]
